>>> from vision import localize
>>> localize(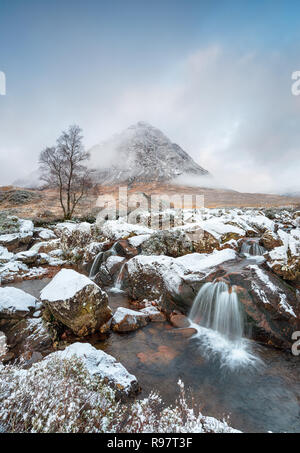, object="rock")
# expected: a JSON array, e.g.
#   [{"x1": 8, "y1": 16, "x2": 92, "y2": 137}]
[
  {"x1": 260, "y1": 230, "x2": 283, "y2": 251},
  {"x1": 21, "y1": 350, "x2": 43, "y2": 368},
  {"x1": 227, "y1": 264, "x2": 300, "y2": 349},
  {"x1": 4, "y1": 318, "x2": 53, "y2": 355},
  {"x1": 114, "y1": 240, "x2": 139, "y2": 258},
  {"x1": 15, "y1": 250, "x2": 39, "y2": 265},
  {"x1": 0, "y1": 331, "x2": 7, "y2": 358},
  {"x1": 111, "y1": 307, "x2": 149, "y2": 332},
  {"x1": 0, "y1": 246, "x2": 14, "y2": 263},
  {"x1": 0, "y1": 218, "x2": 34, "y2": 252},
  {"x1": 140, "y1": 306, "x2": 166, "y2": 322},
  {"x1": 40, "y1": 269, "x2": 112, "y2": 336},
  {"x1": 46, "y1": 342, "x2": 140, "y2": 398},
  {"x1": 169, "y1": 313, "x2": 190, "y2": 328},
  {"x1": 122, "y1": 249, "x2": 237, "y2": 313},
  {"x1": 94, "y1": 255, "x2": 125, "y2": 286},
  {"x1": 169, "y1": 327, "x2": 197, "y2": 338},
  {"x1": 265, "y1": 229, "x2": 300, "y2": 281},
  {"x1": 0, "y1": 286, "x2": 39, "y2": 320},
  {"x1": 137, "y1": 345, "x2": 179, "y2": 367},
  {"x1": 141, "y1": 229, "x2": 193, "y2": 258},
  {"x1": 185, "y1": 226, "x2": 220, "y2": 253}
]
